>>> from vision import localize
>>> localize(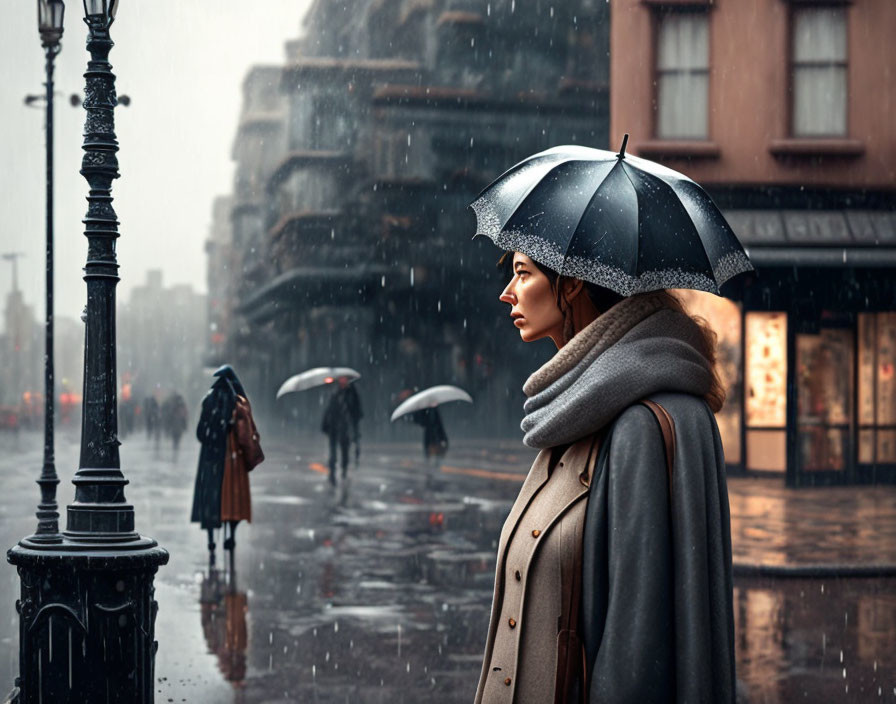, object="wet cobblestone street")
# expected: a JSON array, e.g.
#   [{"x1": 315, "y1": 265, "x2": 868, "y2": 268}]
[{"x1": 0, "y1": 431, "x2": 894, "y2": 702}]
